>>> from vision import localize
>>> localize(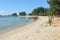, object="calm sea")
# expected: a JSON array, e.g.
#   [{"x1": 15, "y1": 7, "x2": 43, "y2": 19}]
[{"x1": 0, "y1": 16, "x2": 35, "y2": 34}]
